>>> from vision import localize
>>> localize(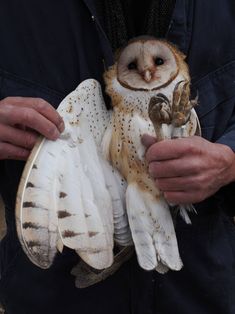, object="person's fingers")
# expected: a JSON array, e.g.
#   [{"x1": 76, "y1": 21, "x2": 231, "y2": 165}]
[
  {"x1": 163, "y1": 190, "x2": 207, "y2": 205},
  {"x1": 141, "y1": 134, "x2": 156, "y2": 149},
  {"x1": 145, "y1": 137, "x2": 197, "y2": 162},
  {"x1": 148, "y1": 157, "x2": 201, "y2": 178},
  {"x1": 0, "y1": 105, "x2": 60, "y2": 140},
  {"x1": 155, "y1": 174, "x2": 204, "y2": 192},
  {"x1": 0, "y1": 124, "x2": 39, "y2": 149},
  {"x1": 0, "y1": 97, "x2": 64, "y2": 133},
  {"x1": 19, "y1": 97, "x2": 65, "y2": 132},
  {"x1": 0, "y1": 142, "x2": 30, "y2": 160}
]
